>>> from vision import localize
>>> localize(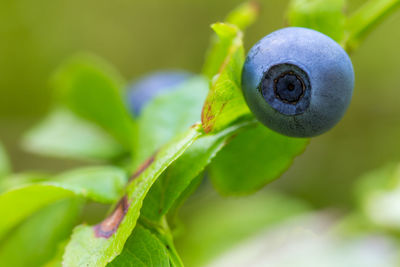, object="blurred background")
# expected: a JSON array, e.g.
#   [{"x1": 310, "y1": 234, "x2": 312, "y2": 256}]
[{"x1": 1, "y1": 0, "x2": 400, "y2": 213}]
